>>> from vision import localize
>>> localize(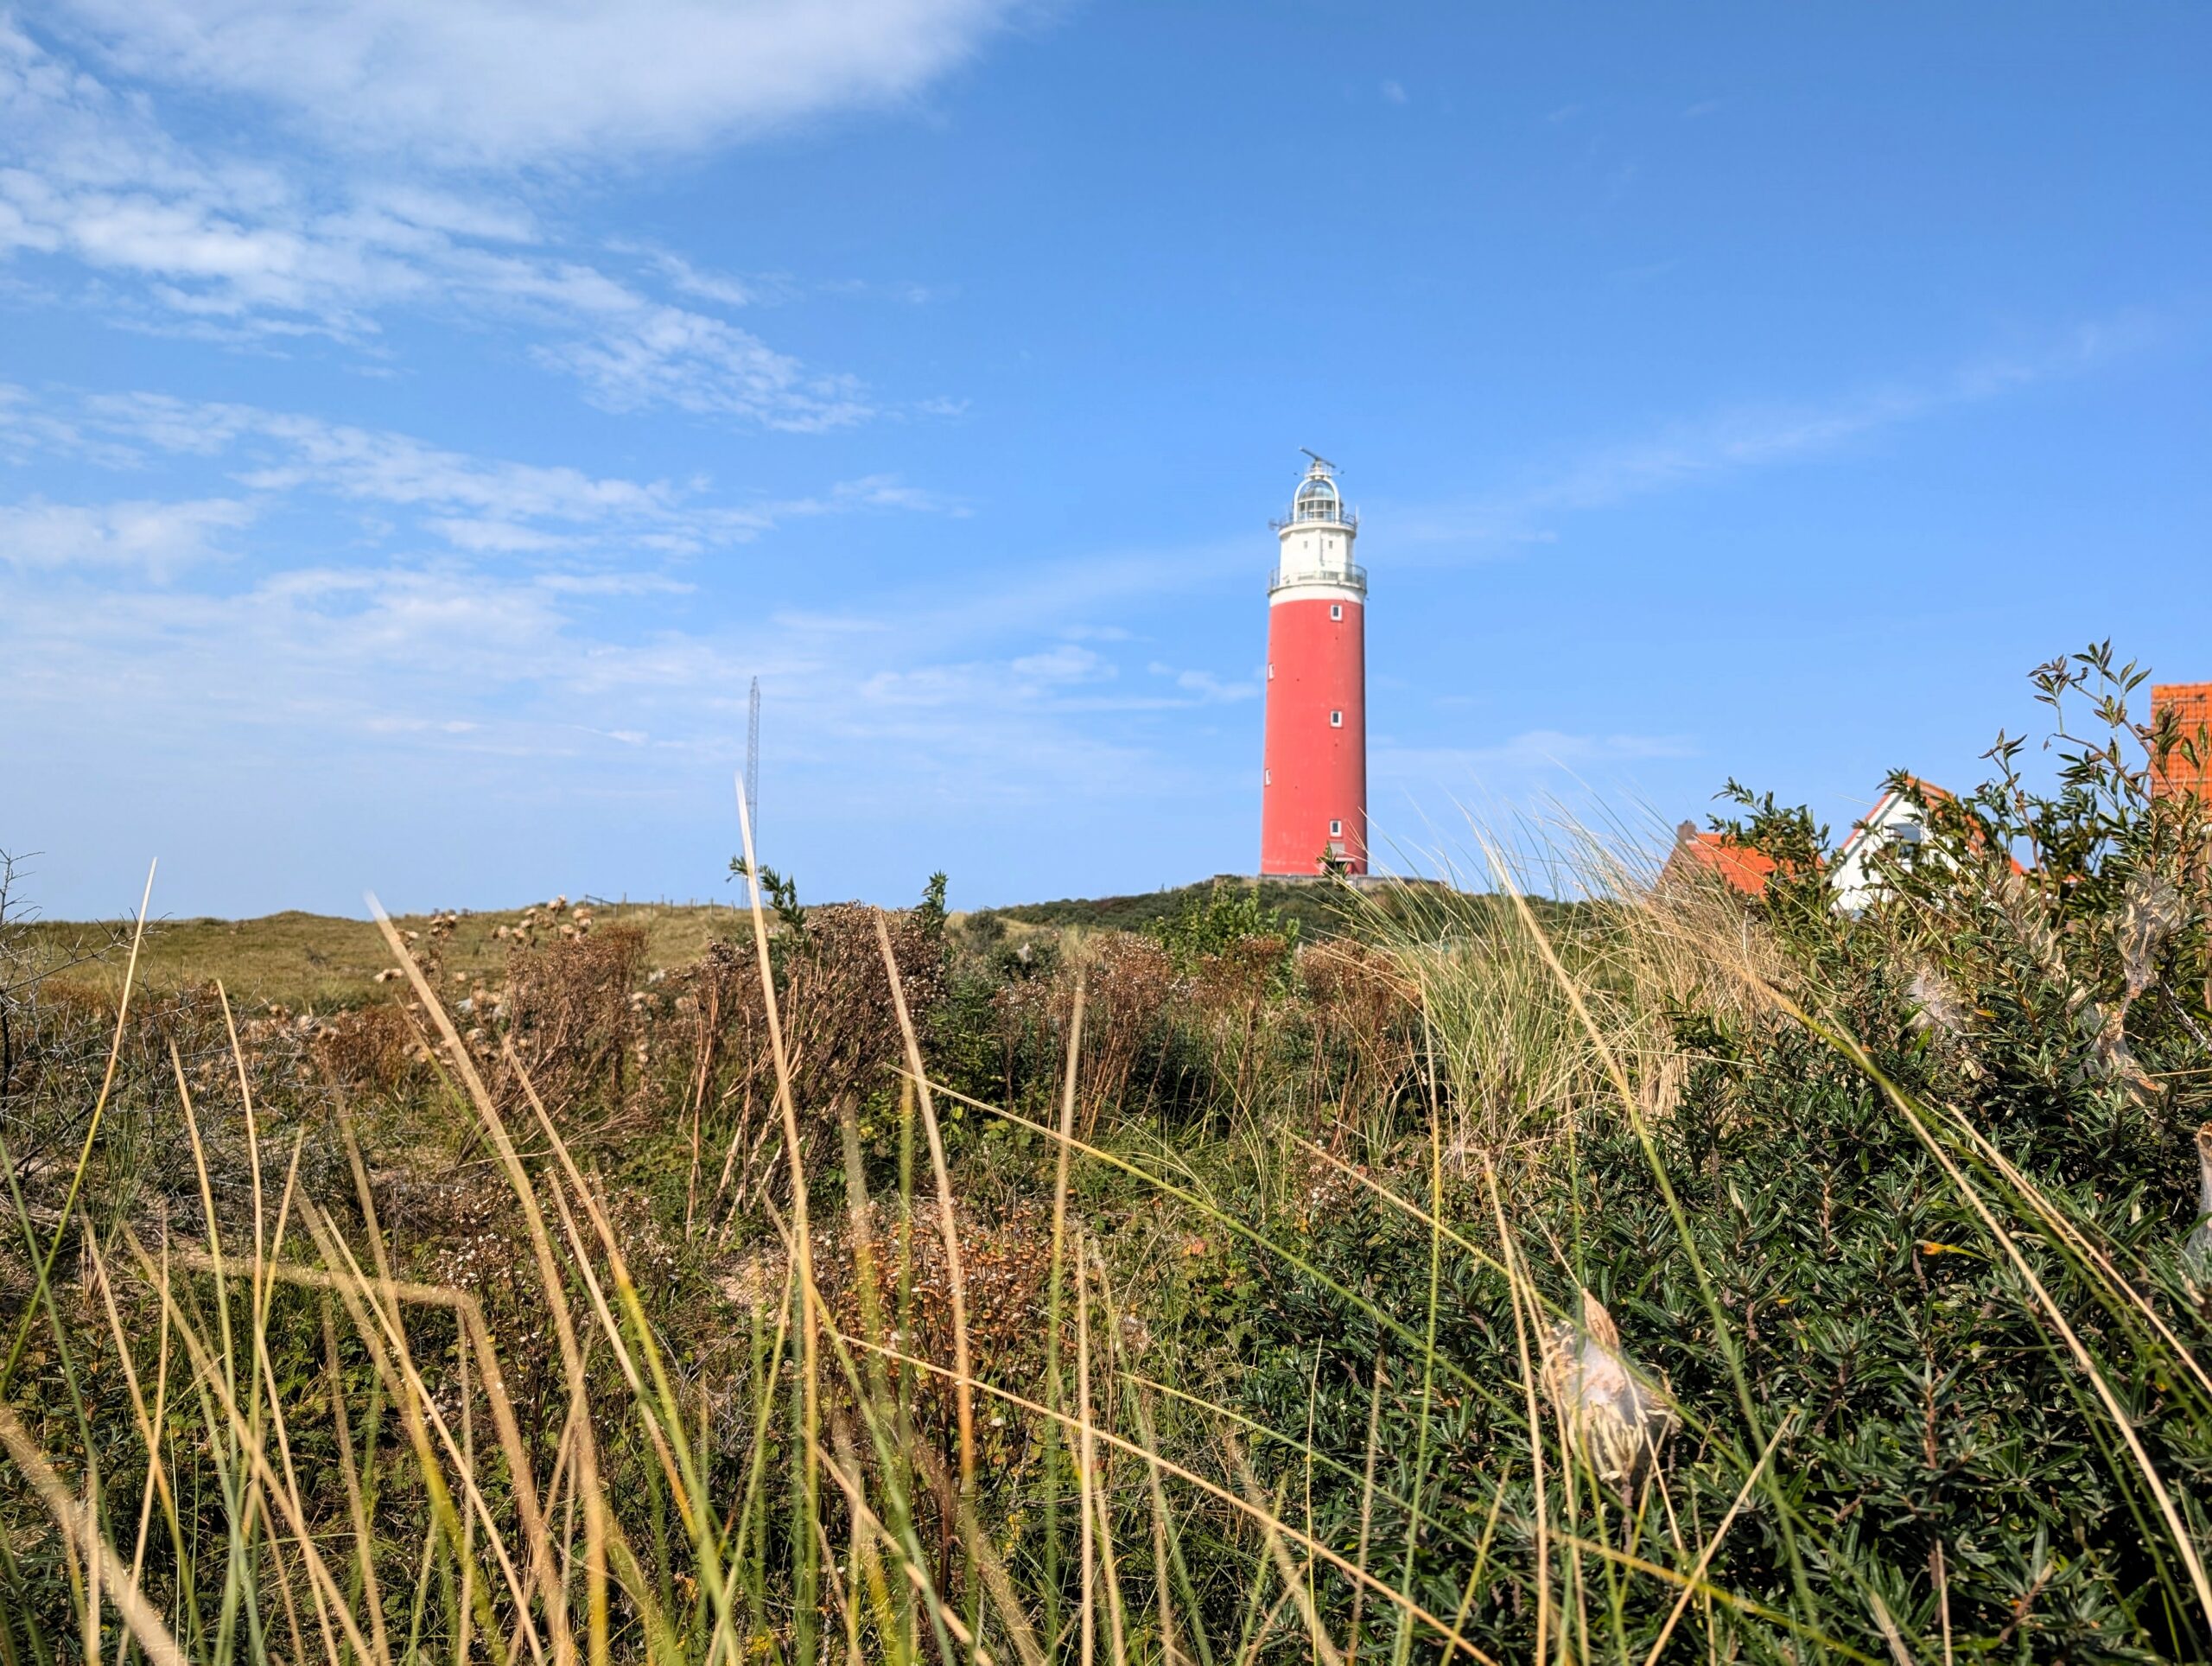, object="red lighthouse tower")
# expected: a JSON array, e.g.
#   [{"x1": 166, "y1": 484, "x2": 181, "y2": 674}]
[{"x1": 1261, "y1": 453, "x2": 1367, "y2": 875}]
